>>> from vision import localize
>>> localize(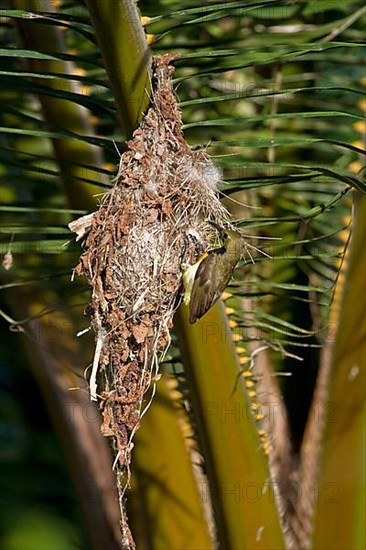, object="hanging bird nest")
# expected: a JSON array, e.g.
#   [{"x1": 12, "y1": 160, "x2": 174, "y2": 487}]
[{"x1": 70, "y1": 53, "x2": 229, "y2": 488}]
